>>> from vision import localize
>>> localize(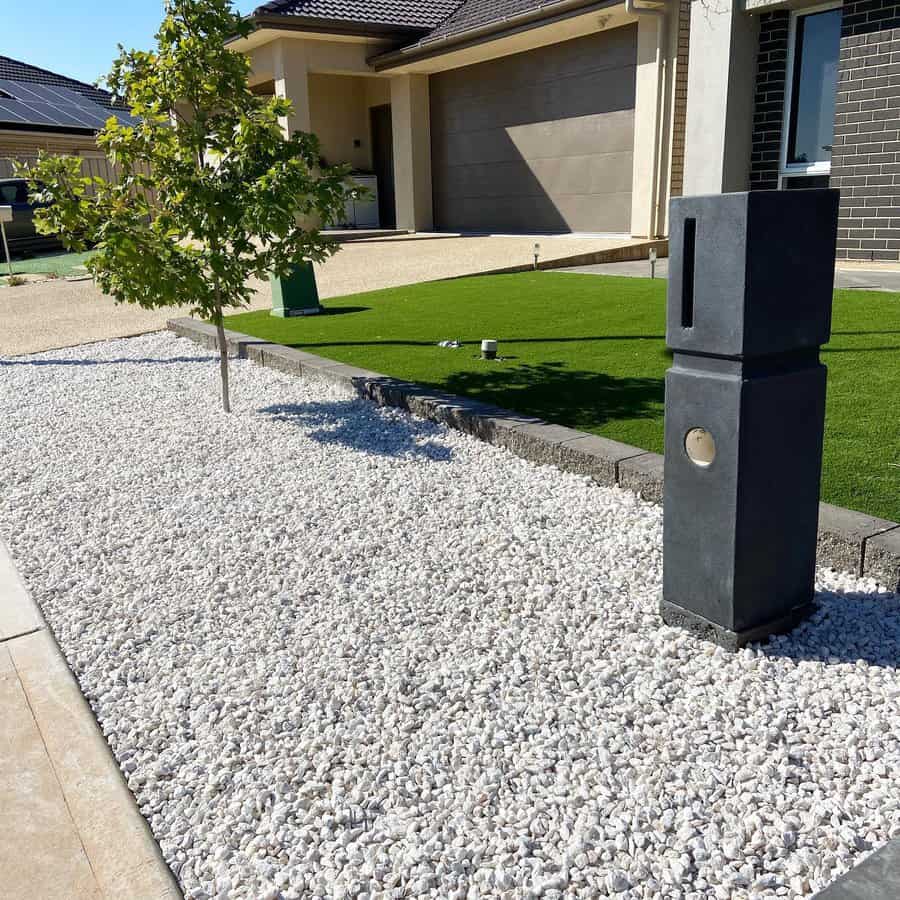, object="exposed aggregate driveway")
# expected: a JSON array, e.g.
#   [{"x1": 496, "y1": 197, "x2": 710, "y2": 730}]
[{"x1": 0, "y1": 234, "x2": 632, "y2": 357}]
